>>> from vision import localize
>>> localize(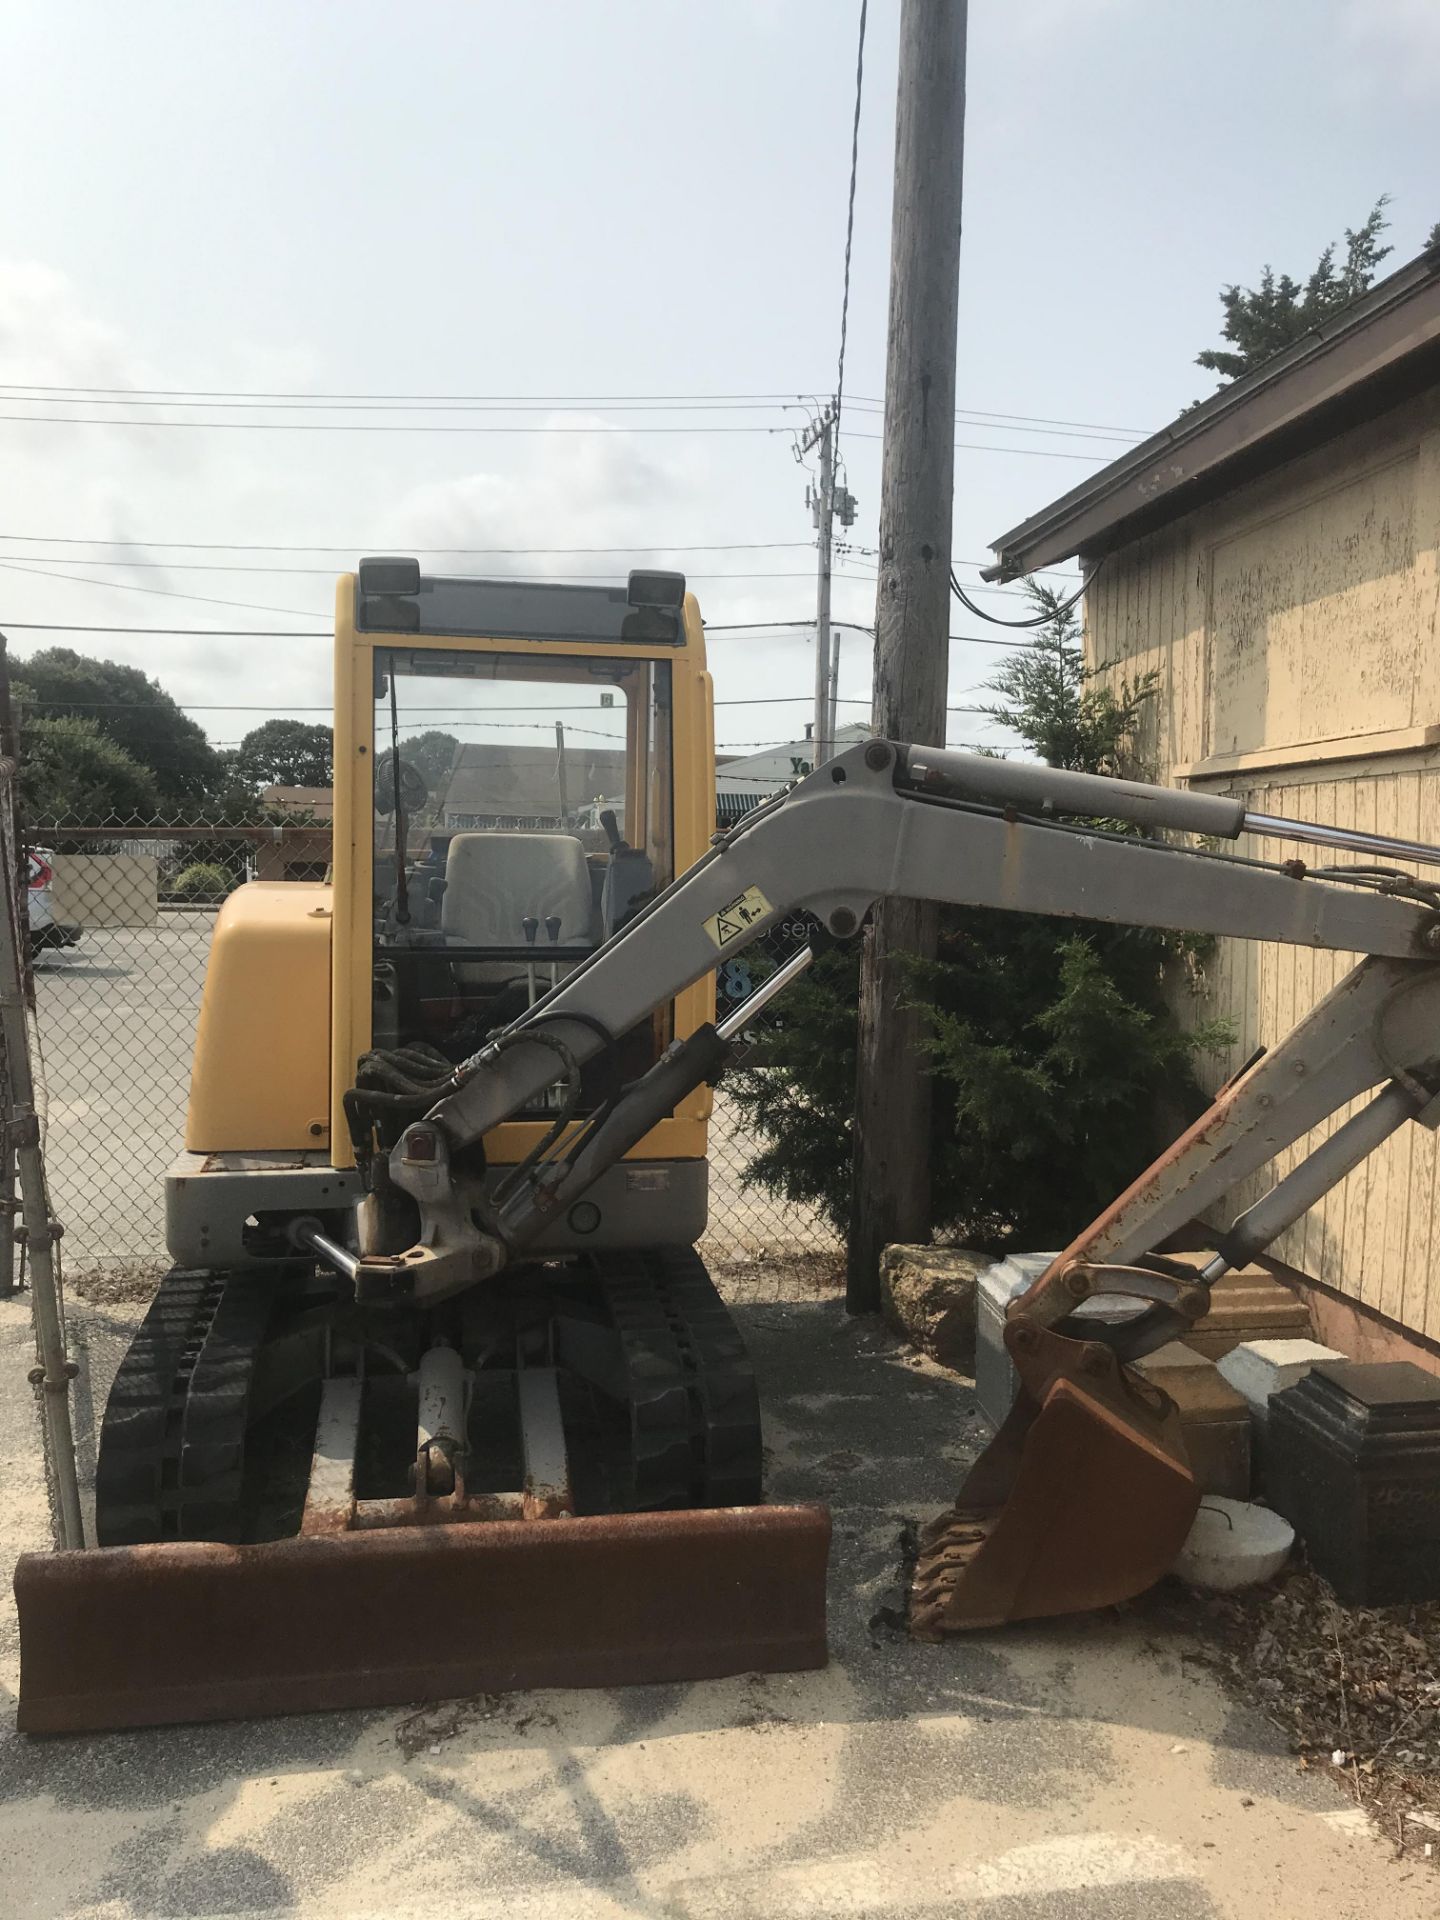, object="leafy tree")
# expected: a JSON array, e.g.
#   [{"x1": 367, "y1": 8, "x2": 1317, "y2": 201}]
[
  {"x1": 728, "y1": 585, "x2": 1231, "y2": 1253},
  {"x1": 18, "y1": 714, "x2": 160, "y2": 823},
  {"x1": 400, "y1": 730, "x2": 461, "y2": 790},
  {"x1": 233, "y1": 719, "x2": 334, "y2": 790},
  {"x1": 1196, "y1": 197, "x2": 1394, "y2": 383},
  {"x1": 14, "y1": 648, "x2": 219, "y2": 802}
]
